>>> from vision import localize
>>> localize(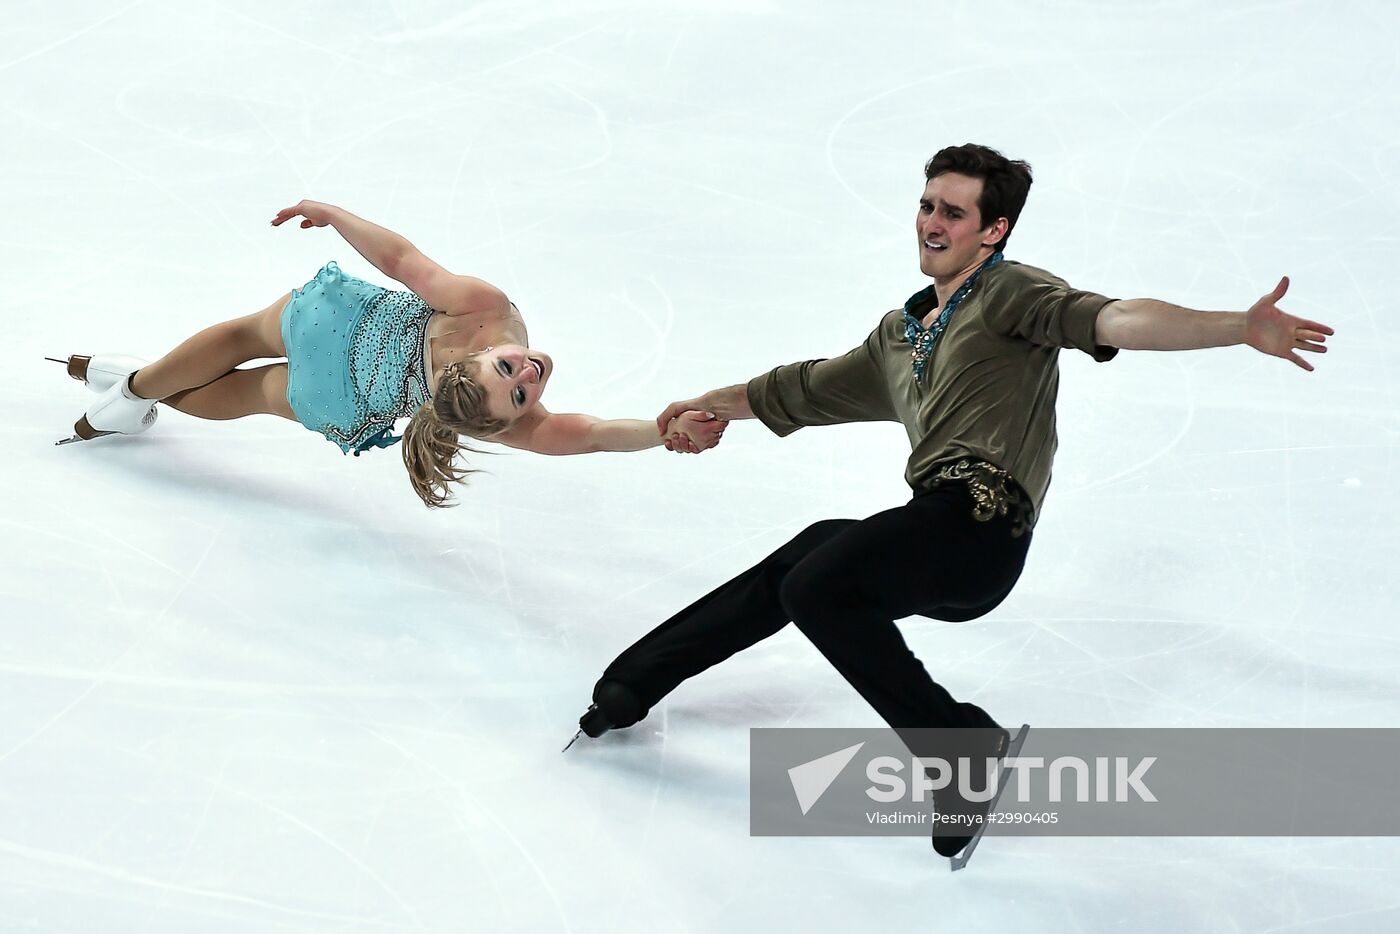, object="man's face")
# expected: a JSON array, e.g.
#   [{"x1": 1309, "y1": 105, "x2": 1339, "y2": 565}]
[{"x1": 916, "y1": 172, "x2": 1004, "y2": 281}]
